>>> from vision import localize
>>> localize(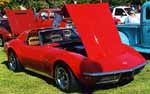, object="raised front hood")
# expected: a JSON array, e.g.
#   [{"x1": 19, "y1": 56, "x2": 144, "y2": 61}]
[
  {"x1": 64, "y1": 3, "x2": 146, "y2": 72},
  {"x1": 65, "y1": 3, "x2": 124, "y2": 60}
]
